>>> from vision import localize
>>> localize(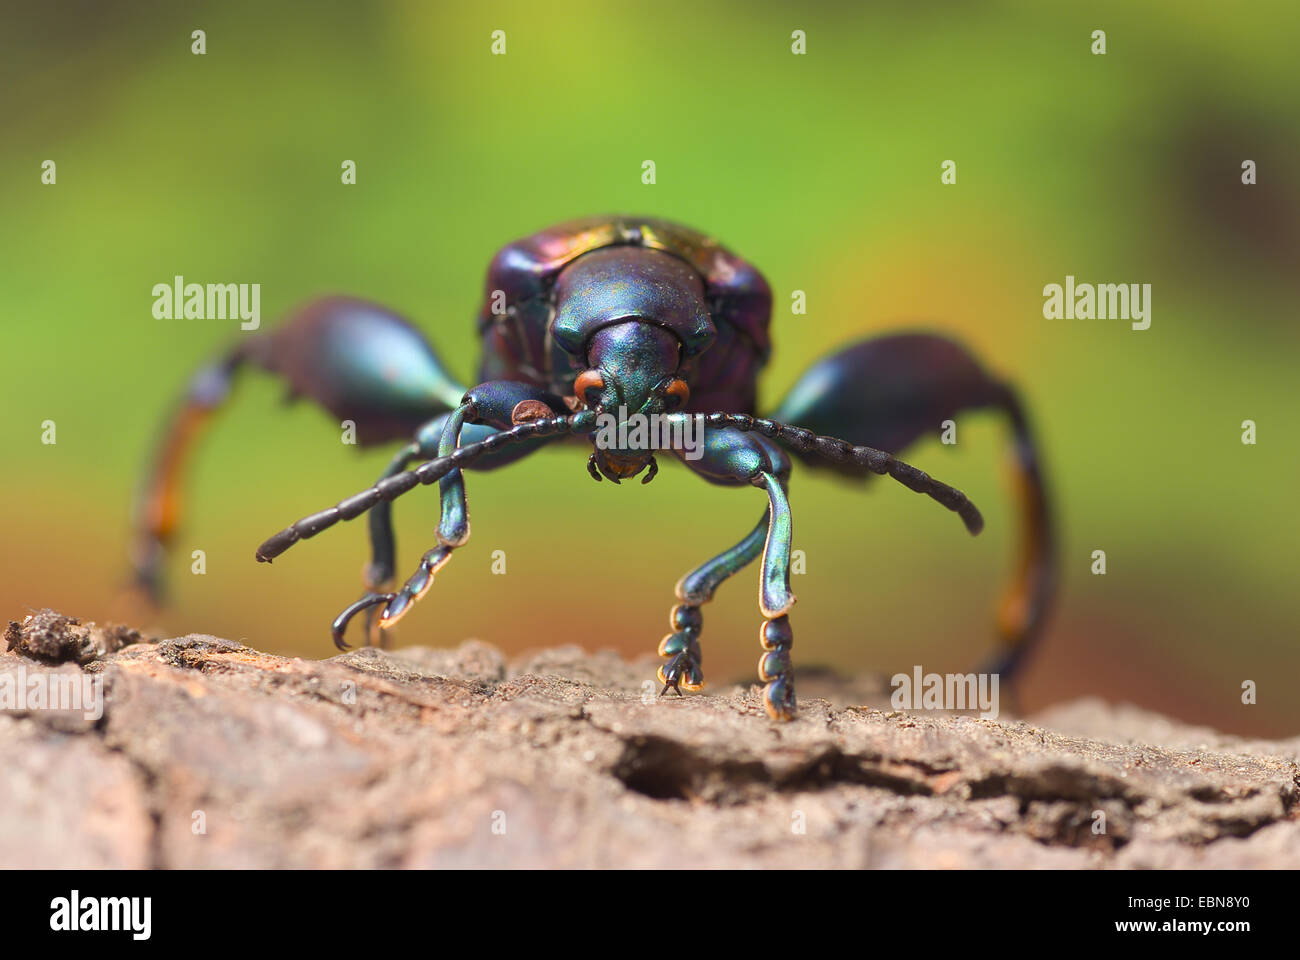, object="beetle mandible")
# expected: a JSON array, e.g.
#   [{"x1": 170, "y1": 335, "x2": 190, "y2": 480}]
[{"x1": 132, "y1": 216, "x2": 1054, "y2": 720}]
